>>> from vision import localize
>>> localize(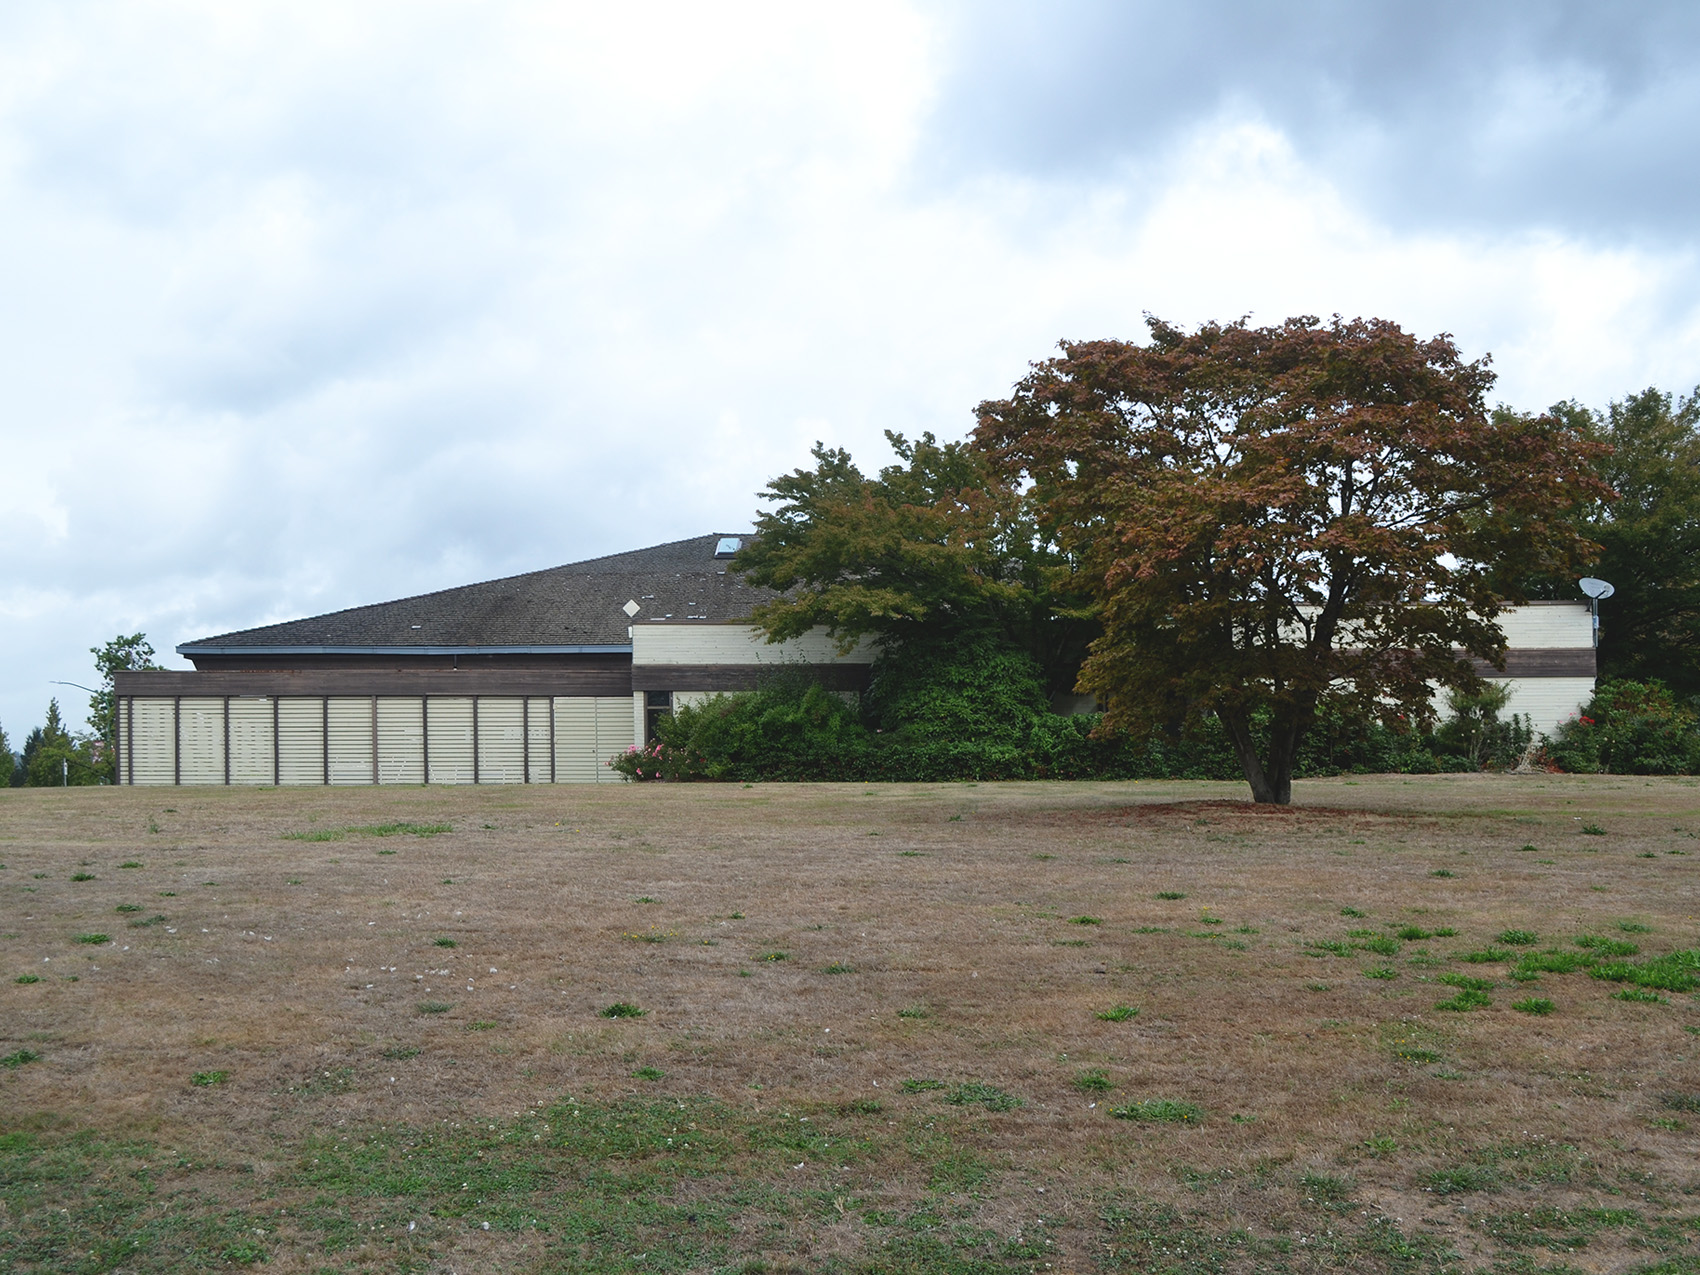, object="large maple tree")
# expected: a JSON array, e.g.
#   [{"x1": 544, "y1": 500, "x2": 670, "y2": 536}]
[{"x1": 976, "y1": 315, "x2": 1610, "y2": 803}]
